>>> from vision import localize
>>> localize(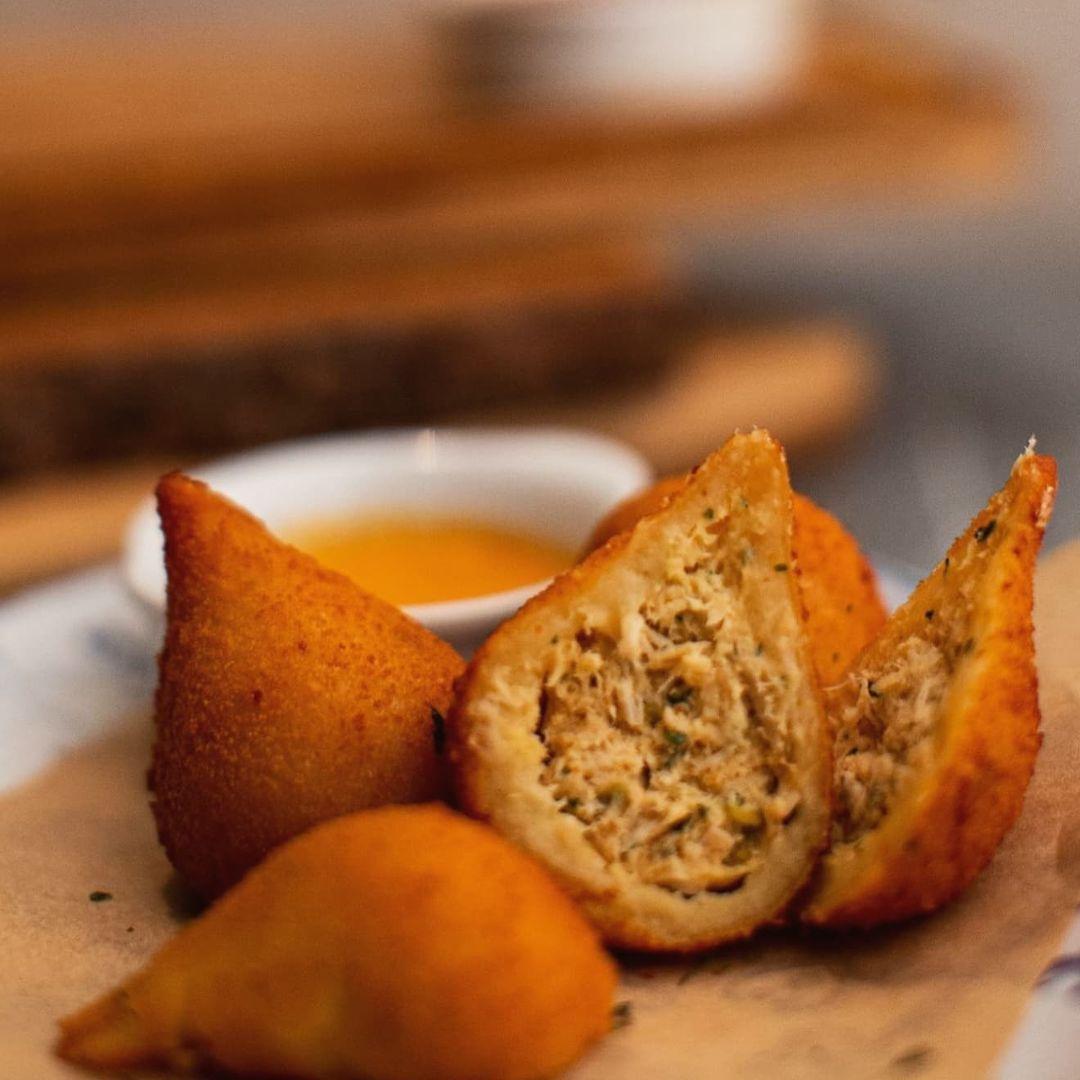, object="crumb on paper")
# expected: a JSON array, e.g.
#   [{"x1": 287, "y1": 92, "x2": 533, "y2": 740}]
[{"x1": 889, "y1": 1044, "x2": 935, "y2": 1073}]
